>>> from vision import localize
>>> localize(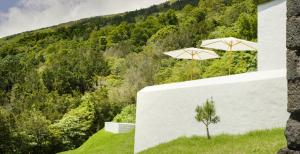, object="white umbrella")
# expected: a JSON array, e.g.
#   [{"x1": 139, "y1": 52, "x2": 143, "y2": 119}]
[
  {"x1": 164, "y1": 47, "x2": 220, "y2": 60},
  {"x1": 201, "y1": 37, "x2": 258, "y2": 51},
  {"x1": 201, "y1": 37, "x2": 258, "y2": 74},
  {"x1": 164, "y1": 47, "x2": 219, "y2": 79}
]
